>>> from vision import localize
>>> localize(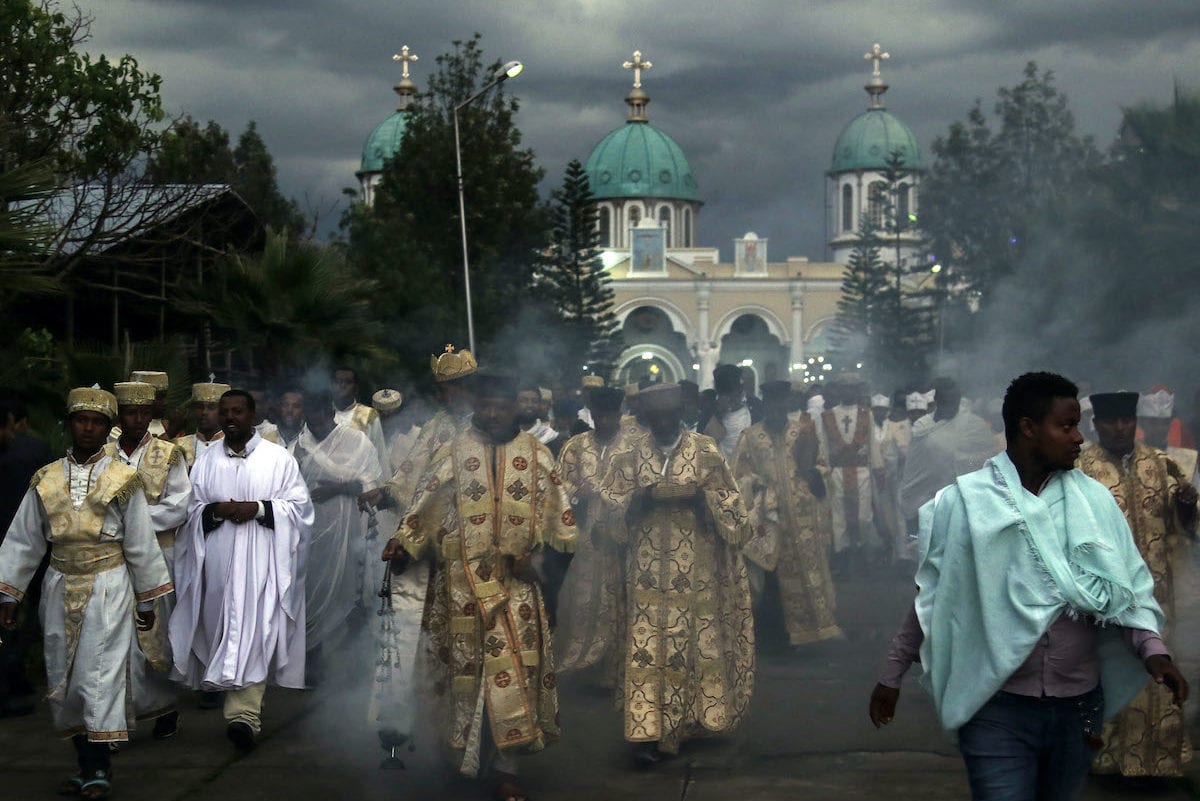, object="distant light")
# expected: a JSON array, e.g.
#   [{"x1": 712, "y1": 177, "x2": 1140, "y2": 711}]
[
  {"x1": 856, "y1": 363, "x2": 863, "y2": 369},
  {"x1": 581, "y1": 365, "x2": 588, "y2": 371},
  {"x1": 791, "y1": 363, "x2": 802, "y2": 371},
  {"x1": 930, "y1": 264, "x2": 942, "y2": 274},
  {"x1": 648, "y1": 364, "x2": 660, "y2": 375},
  {"x1": 808, "y1": 357, "x2": 816, "y2": 365},
  {"x1": 907, "y1": 213, "x2": 918, "y2": 222},
  {"x1": 740, "y1": 359, "x2": 753, "y2": 367},
  {"x1": 641, "y1": 352, "x2": 653, "y2": 360},
  {"x1": 1009, "y1": 237, "x2": 1018, "y2": 245},
  {"x1": 822, "y1": 363, "x2": 833, "y2": 372},
  {"x1": 691, "y1": 363, "x2": 700, "y2": 371},
  {"x1": 817, "y1": 356, "x2": 824, "y2": 363}
]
